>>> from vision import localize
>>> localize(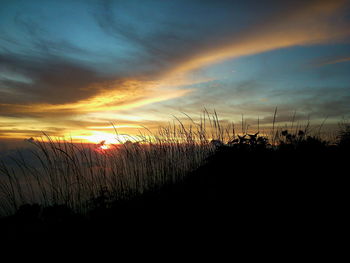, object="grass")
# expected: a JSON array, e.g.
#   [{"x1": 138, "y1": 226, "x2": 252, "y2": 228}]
[
  {"x1": 0, "y1": 111, "x2": 224, "y2": 216},
  {"x1": 0, "y1": 110, "x2": 348, "y2": 217}
]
